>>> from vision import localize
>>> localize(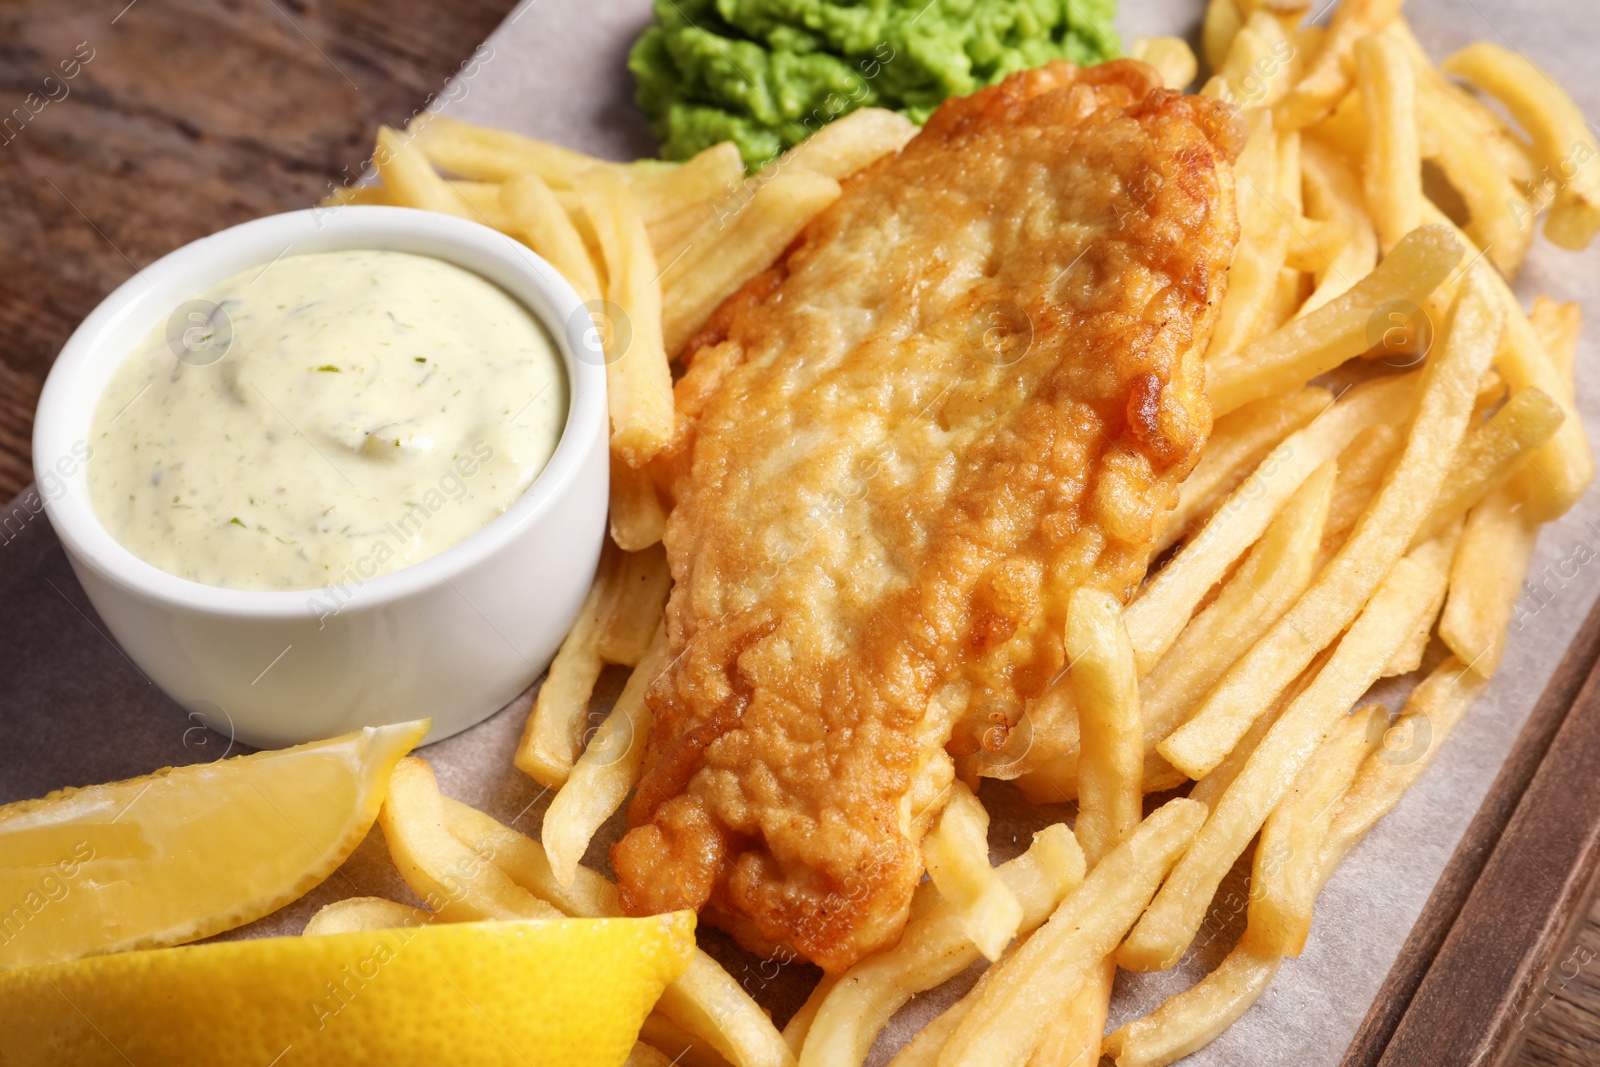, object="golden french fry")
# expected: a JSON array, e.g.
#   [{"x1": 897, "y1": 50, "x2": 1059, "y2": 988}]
[
  {"x1": 1130, "y1": 37, "x2": 1199, "y2": 90},
  {"x1": 1186, "y1": 649, "x2": 1328, "y2": 813},
  {"x1": 638, "y1": 1014, "x2": 740, "y2": 1067},
  {"x1": 800, "y1": 823, "x2": 1084, "y2": 1067},
  {"x1": 1443, "y1": 43, "x2": 1600, "y2": 250},
  {"x1": 1207, "y1": 115, "x2": 1294, "y2": 360},
  {"x1": 662, "y1": 169, "x2": 841, "y2": 356},
  {"x1": 611, "y1": 461, "x2": 669, "y2": 552},
  {"x1": 1067, "y1": 588, "x2": 1143, "y2": 866},
  {"x1": 1157, "y1": 388, "x2": 1331, "y2": 555},
  {"x1": 374, "y1": 126, "x2": 474, "y2": 217},
  {"x1": 1277, "y1": 0, "x2": 1405, "y2": 128},
  {"x1": 919, "y1": 782, "x2": 1023, "y2": 962},
  {"x1": 516, "y1": 552, "x2": 611, "y2": 788},
  {"x1": 1319, "y1": 659, "x2": 1489, "y2": 884},
  {"x1": 1422, "y1": 201, "x2": 1593, "y2": 519},
  {"x1": 409, "y1": 113, "x2": 607, "y2": 186},
  {"x1": 655, "y1": 953, "x2": 799, "y2": 1067},
  {"x1": 784, "y1": 976, "x2": 836, "y2": 1056},
  {"x1": 1247, "y1": 707, "x2": 1382, "y2": 957},
  {"x1": 1412, "y1": 386, "x2": 1565, "y2": 546},
  {"x1": 582, "y1": 169, "x2": 677, "y2": 466},
  {"x1": 628, "y1": 142, "x2": 744, "y2": 224},
  {"x1": 1141, "y1": 461, "x2": 1335, "y2": 752},
  {"x1": 885, "y1": 964, "x2": 992, "y2": 1067},
  {"x1": 1208, "y1": 224, "x2": 1462, "y2": 415},
  {"x1": 502, "y1": 171, "x2": 604, "y2": 304},
  {"x1": 1322, "y1": 424, "x2": 1403, "y2": 549},
  {"x1": 1126, "y1": 373, "x2": 1416, "y2": 672},
  {"x1": 775, "y1": 107, "x2": 917, "y2": 180},
  {"x1": 1203, "y1": 0, "x2": 1244, "y2": 71},
  {"x1": 379, "y1": 757, "x2": 564, "y2": 921},
  {"x1": 1160, "y1": 274, "x2": 1502, "y2": 778},
  {"x1": 1357, "y1": 33, "x2": 1422, "y2": 251},
  {"x1": 1104, "y1": 938, "x2": 1282, "y2": 1067},
  {"x1": 303, "y1": 896, "x2": 429, "y2": 936},
  {"x1": 1297, "y1": 138, "x2": 1380, "y2": 315},
  {"x1": 1531, "y1": 297, "x2": 1581, "y2": 395},
  {"x1": 627, "y1": 1042, "x2": 677, "y2": 1067},
  {"x1": 1439, "y1": 486, "x2": 1541, "y2": 677},
  {"x1": 594, "y1": 543, "x2": 672, "y2": 666},
  {"x1": 1025, "y1": 960, "x2": 1113, "y2": 1067},
  {"x1": 1383, "y1": 521, "x2": 1460, "y2": 678},
  {"x1": 543, "y1": 624, "x2": 668, "y2": 886},
  {"x1": 1215, "y1": 13, "x2": 1297, "y2": 110},
  {"x1": 1284, "y1": 213, "x2": 1352, "y2": 275},
  {"x1": 939, "y1": 800, "x2": 1207, "y2": 1065},
  {"x1": 1126, "y1": 542, "x2": 1454, "y2": 970},
  {"x1": 446, "y1": 179, "x2": 512, "y2": 230}
]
